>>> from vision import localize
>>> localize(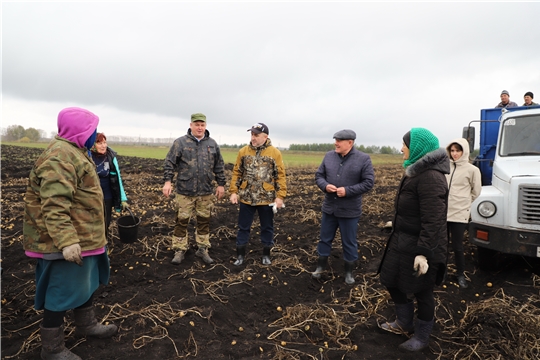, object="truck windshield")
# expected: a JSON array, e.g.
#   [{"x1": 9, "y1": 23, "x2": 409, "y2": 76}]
[{"x1": 499, "y1": 115, "x2": 540, "y2": 156}]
